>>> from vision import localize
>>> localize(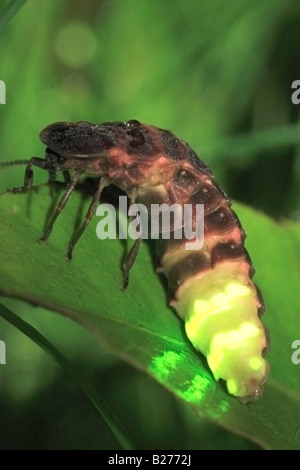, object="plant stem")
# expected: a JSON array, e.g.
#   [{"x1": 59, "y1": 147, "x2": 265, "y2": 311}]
[
  {"x1": 0, "y1": 303, "x2": 137, "y2": 450},
  {"x1": 0, "y1": 0, "x2": 28, "y2": 34}
]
